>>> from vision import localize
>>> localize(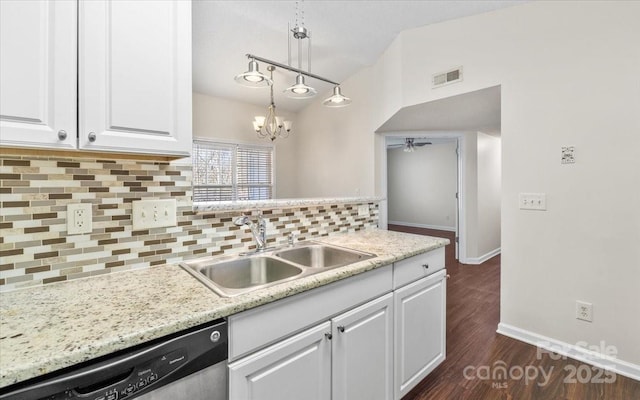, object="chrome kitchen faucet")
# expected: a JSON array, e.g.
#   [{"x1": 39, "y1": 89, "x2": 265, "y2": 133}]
[{"x1": 234, "y1": 213, "x2": 267, "y2": 251}]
